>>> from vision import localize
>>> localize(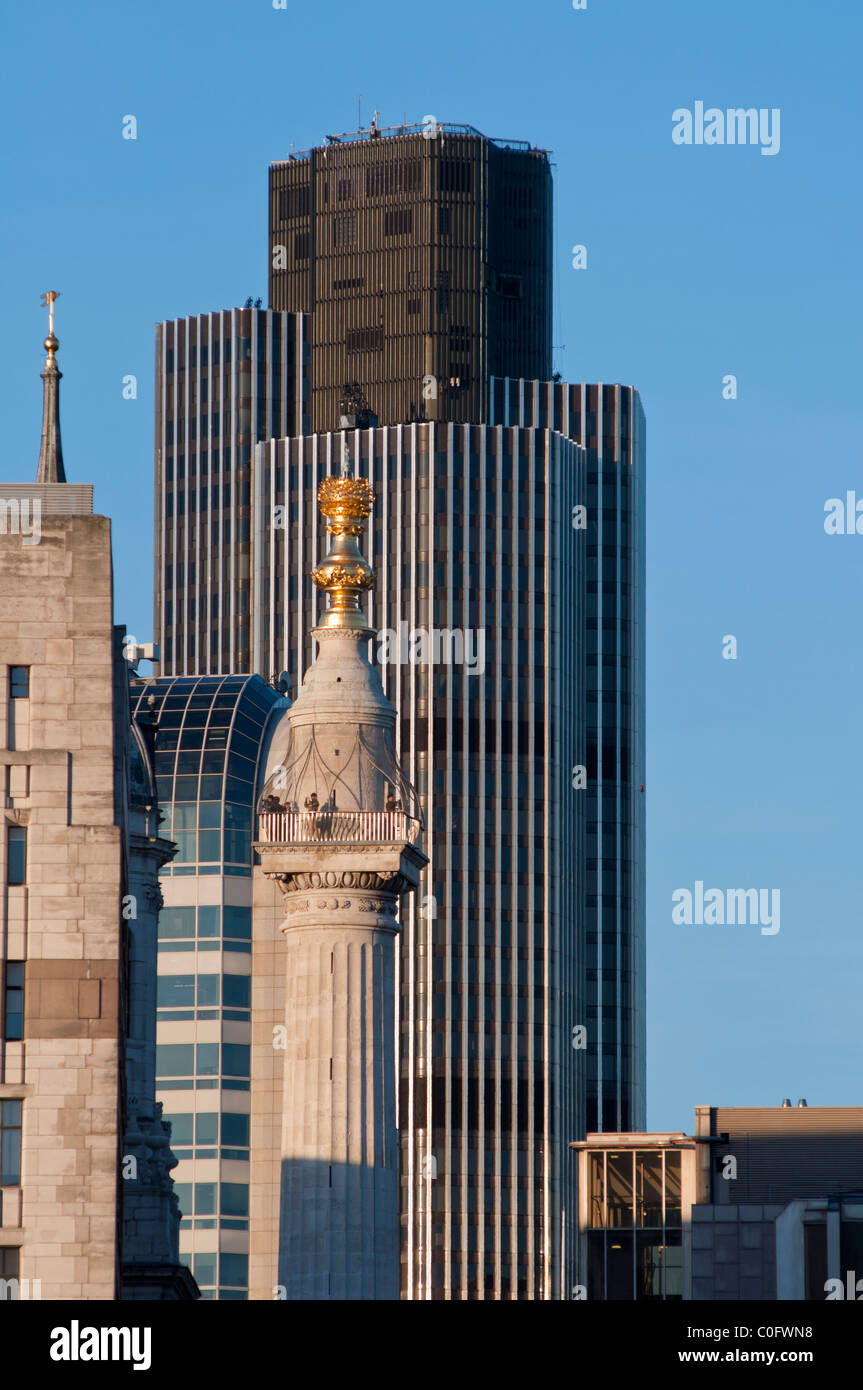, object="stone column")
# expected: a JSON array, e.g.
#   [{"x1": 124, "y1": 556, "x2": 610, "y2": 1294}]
[{"x1": 276, "y1": 873, "x2": 402, "y2": 1299}]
